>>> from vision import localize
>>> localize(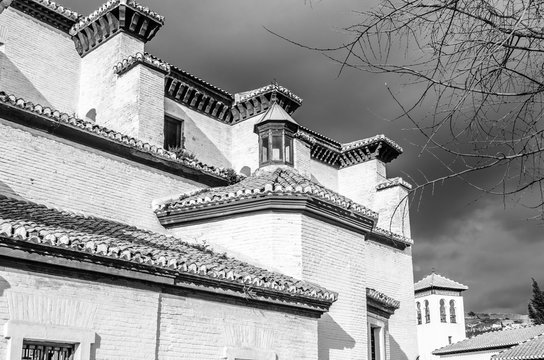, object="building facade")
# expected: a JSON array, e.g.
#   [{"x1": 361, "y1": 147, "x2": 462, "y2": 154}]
[
  {"x1": 0, "y1": 0, "x2": 418, "y2": 359},
  {"x1": 415, "y1": 272, "x2": 468, "y2": 360}
]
